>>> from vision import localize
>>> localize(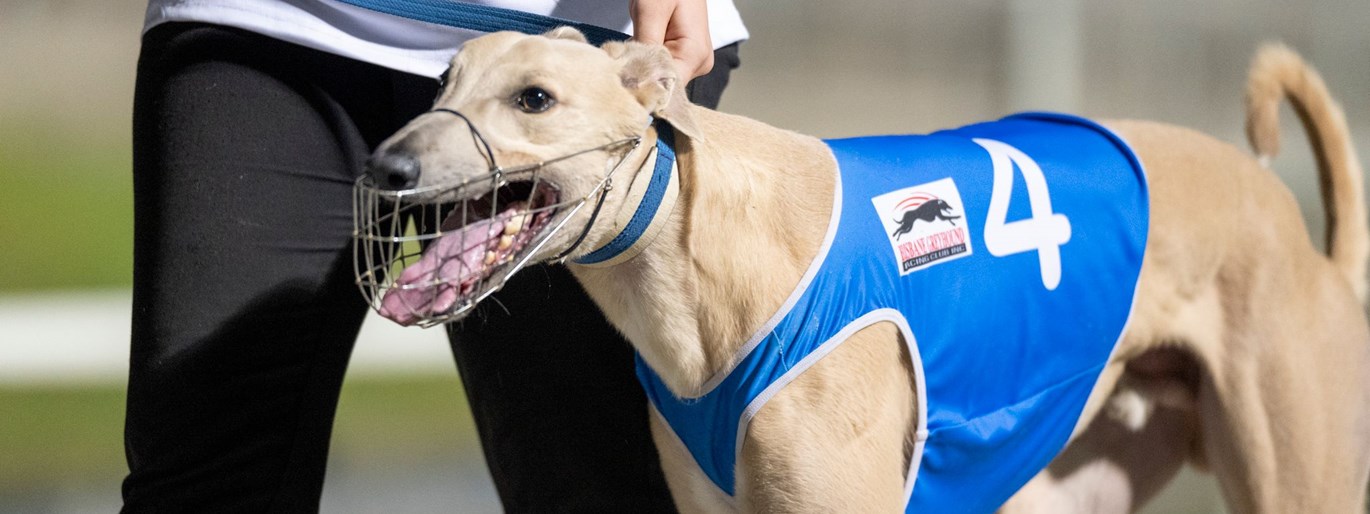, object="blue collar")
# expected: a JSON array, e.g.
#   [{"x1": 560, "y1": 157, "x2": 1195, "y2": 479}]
[{"x1": 573, "y1": 123, "x2": 679, "y2": 266}]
